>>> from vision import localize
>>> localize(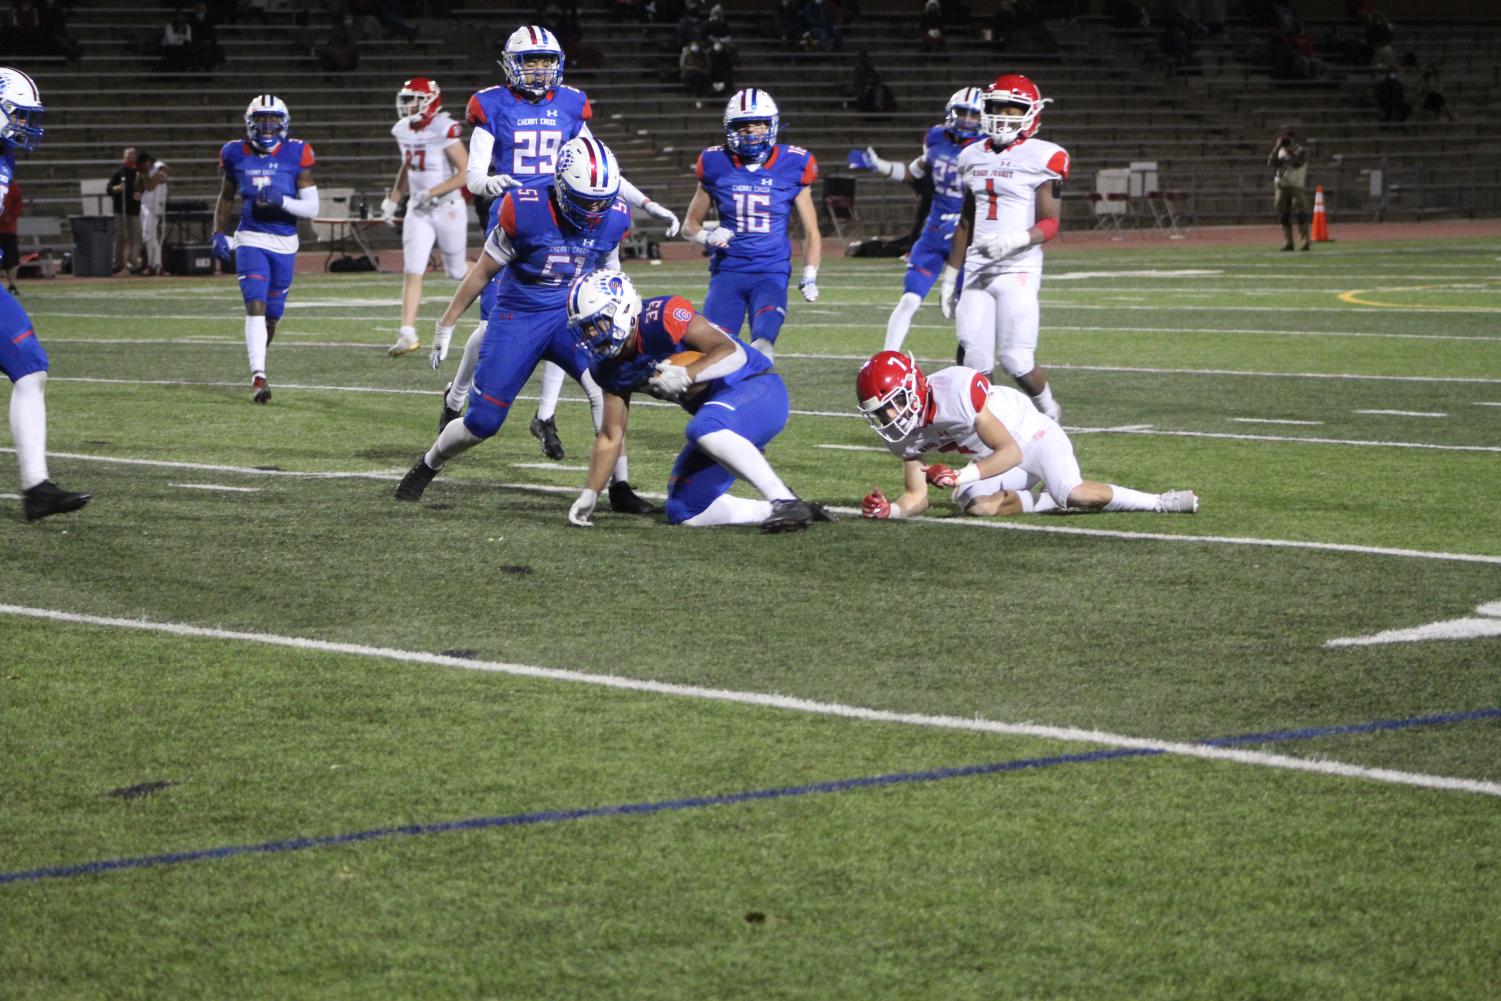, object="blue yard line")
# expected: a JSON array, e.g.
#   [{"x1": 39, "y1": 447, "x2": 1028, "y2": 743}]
[{"x1": 3, "y1": 708, "x2": 1496, "y2": 887}]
